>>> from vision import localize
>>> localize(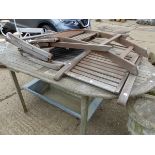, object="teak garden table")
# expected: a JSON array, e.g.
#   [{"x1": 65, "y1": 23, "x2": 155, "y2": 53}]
[{"x1": 0, "y1": 42, "x2": 155, "y2": 134}]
